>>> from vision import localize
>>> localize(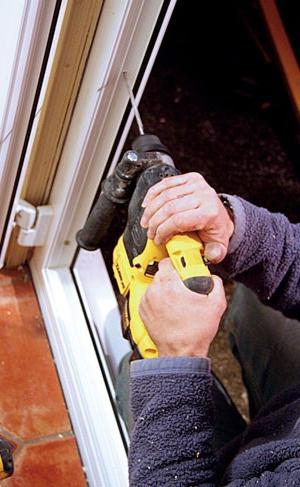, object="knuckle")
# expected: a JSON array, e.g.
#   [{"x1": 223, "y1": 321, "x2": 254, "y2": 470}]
[
  {"x1": 165, "y1": 188, "x2": 176, "y2": 200},
  {"x1": 207, "y1": 200, "x2": 219, "y2": 220},
  {"x1": 205, "y1": 185, "x2": 215, "y2": 198},
  {"x1": 172, "y1": 213, "x2": 184, "y2": 230},
  {"x1": 161, "y1": 190, "x2": 169, "y2": 203},
  {"x1": 156, "y1": 227, "x2": 163, "y2": 239},
  {"x1": 156, "y1": 226, "x2": 168, "y2": 243},
  {"x1": 188, "y1": 212, "x2": 201, "y2": 229},
  {"x1": 161, "y1": 178, "x2": 170, "y2": 190},
  {"x1": 147, "y1": 186, "x2": 156, "y2": 196},
  {"x1": 142, "y1": 207, "x2": 150, "y2": 220},
  {"x1": 147, "y1": 214, "x2": 156, "y2": 227},
  {"x1": 165, "y1": 199, "x2": 177, "y2": 214},
  {"x1": 147, "y1": 217, "x2": 156, "y2": 231},
  {"x1": 190, "y1": 171, "x2": 202, "y2": 179},
  {"x1": 191, "y1": 172, "x2": 205, "y2": 184}
]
